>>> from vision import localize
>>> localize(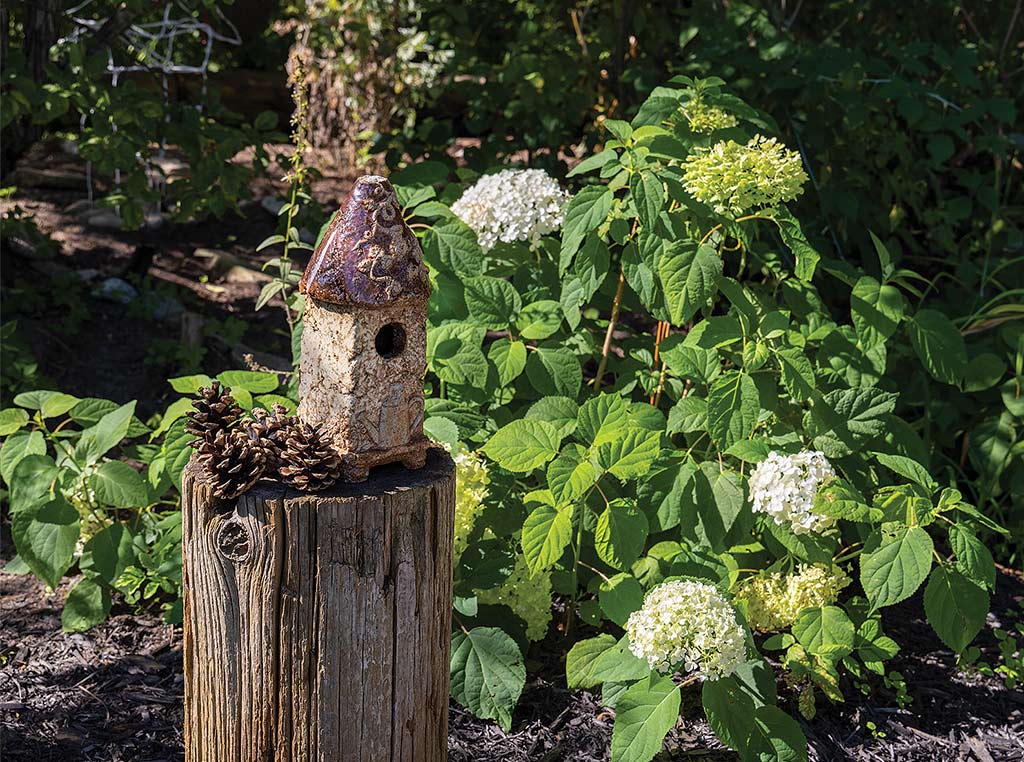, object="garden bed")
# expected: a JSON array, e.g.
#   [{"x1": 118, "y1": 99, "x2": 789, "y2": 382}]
[{"x1": 2, "y1": 562, "x2": 1022, "y2": 762}]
